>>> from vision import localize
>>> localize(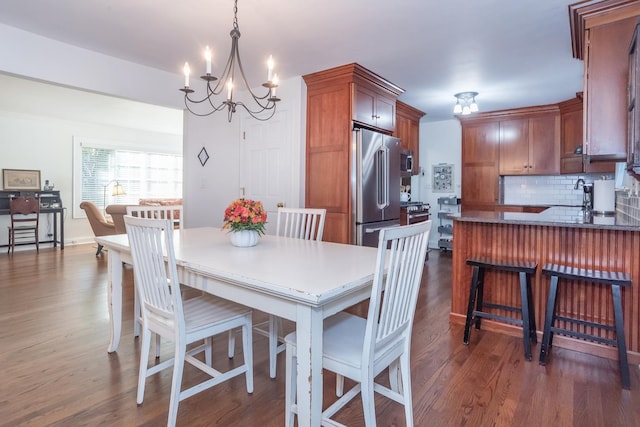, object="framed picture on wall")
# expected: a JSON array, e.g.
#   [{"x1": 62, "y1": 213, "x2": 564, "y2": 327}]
[{"x1": 2, "y1": 169, "x2": 41, "y2": 190}]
